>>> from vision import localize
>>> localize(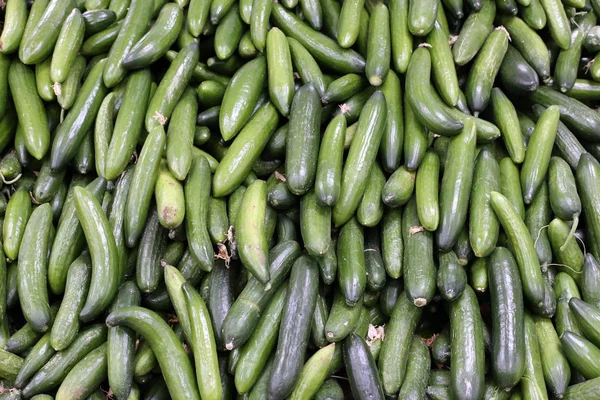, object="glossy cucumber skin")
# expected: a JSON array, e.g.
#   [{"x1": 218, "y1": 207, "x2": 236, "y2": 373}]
[
  {"x1": 343, "y1": 333, "x2": 385, "y2": 400},
  {"x1": 378, "y1": 291, "x2": 422, "y2": 395},
  {"x1": 437, "y1": 117, "x2": 477, "y2": 252},
  {"x1": 488, "y1": 247, "x2": 525, "y2": 390},
  {"x1": 333, "y1": 91, "x2": 386, "y2": 227},
  {"x1": 268, "y1": 255, "x2": 319, "y2": 400},
  {"x1": 450, "y1": 285, "x2": 485, "y2": 400},
  {"x1": 18, "y1": 204, "x2": 54, "y2": 333}
]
